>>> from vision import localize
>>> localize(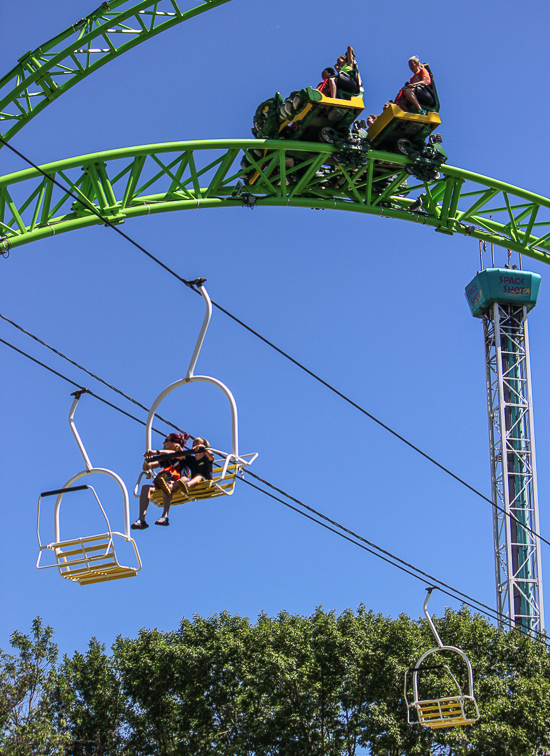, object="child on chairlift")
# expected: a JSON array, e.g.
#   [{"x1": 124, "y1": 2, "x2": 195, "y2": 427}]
[{"x1": 131, "y1": 433, "x2": 214, "y2": 529}]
